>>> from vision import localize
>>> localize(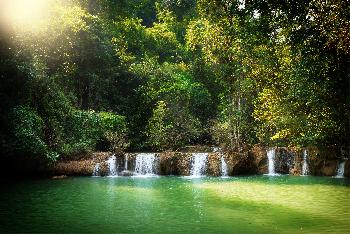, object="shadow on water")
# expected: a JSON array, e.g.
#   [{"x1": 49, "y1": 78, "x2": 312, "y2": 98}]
[
  {"x1": 0, "y1": 176, "x2": 349, "y2": 233},
  {"x1": 219, "y1": 174, "x2": 350, "y2": 187}
]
